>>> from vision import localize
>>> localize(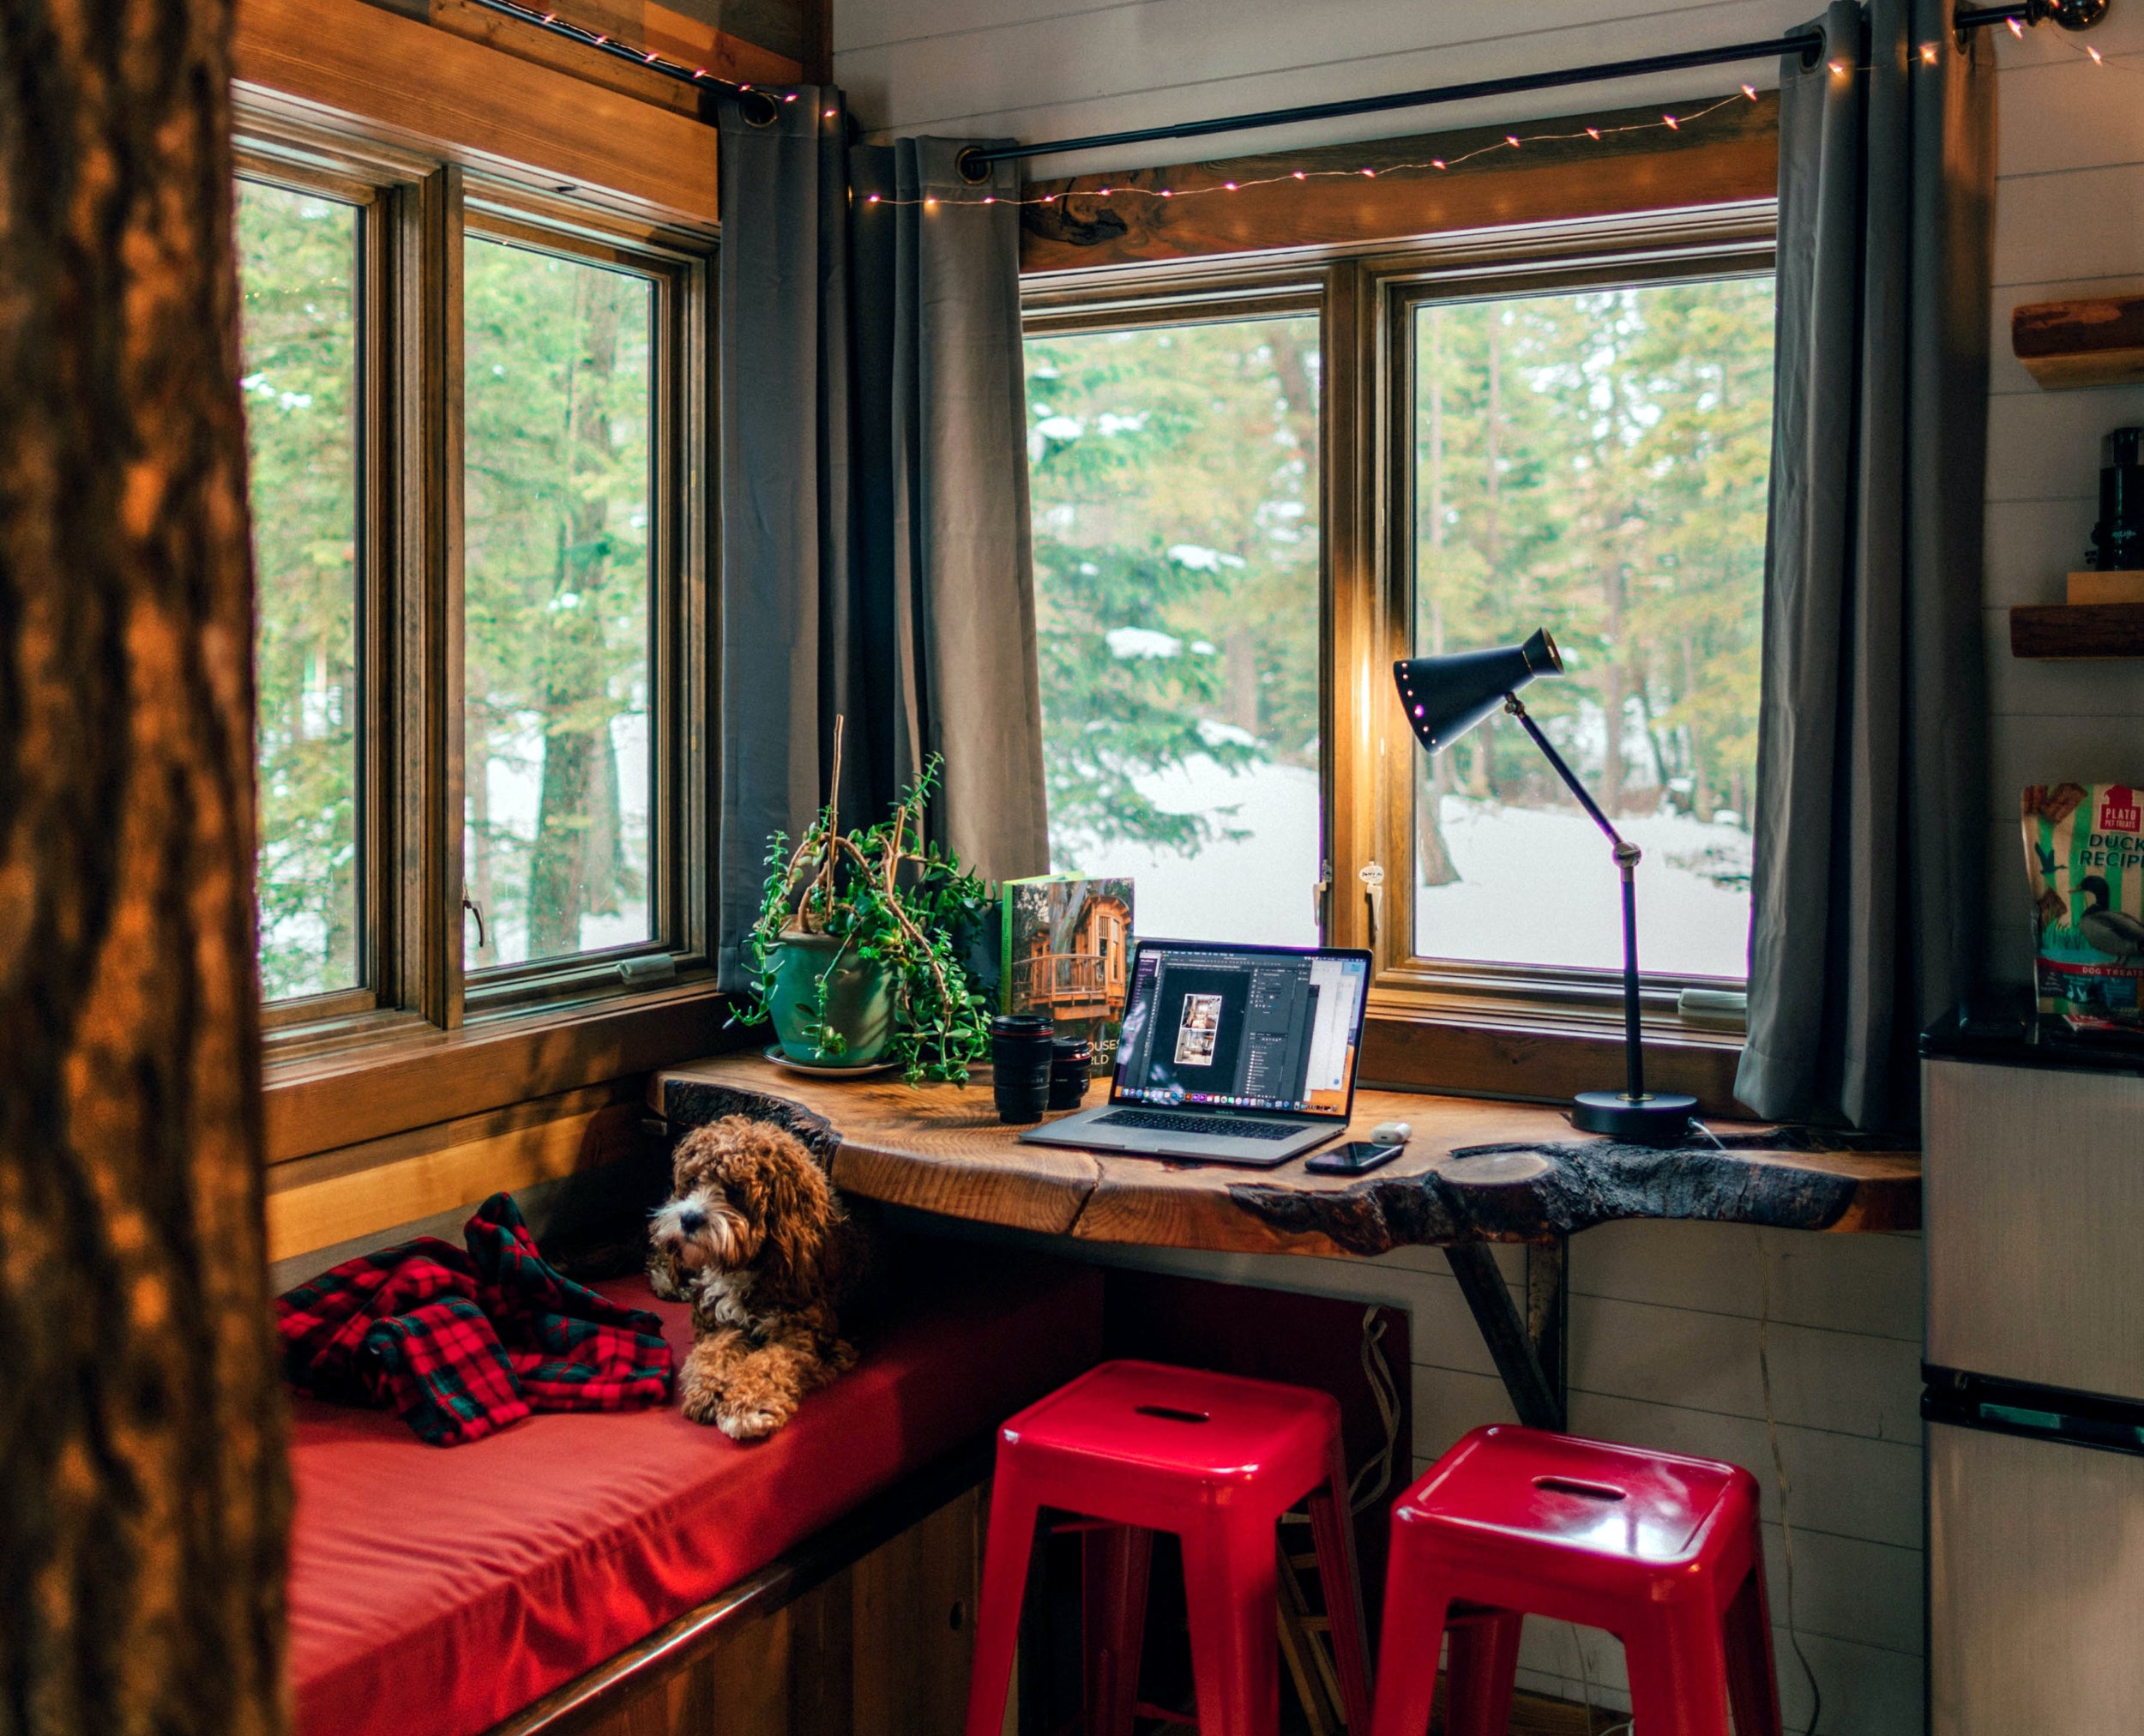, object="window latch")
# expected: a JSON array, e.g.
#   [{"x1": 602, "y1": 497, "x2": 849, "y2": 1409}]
[
  {"x1": 461, "y1": 889, "x2": 486, "y2": 949},
  {"x1": 1313, "y1": 859, "x2": 1332, "y2": 932},
  {"x1": 1358, "y1": 859, "x2": 1385, "y2": 950}
]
